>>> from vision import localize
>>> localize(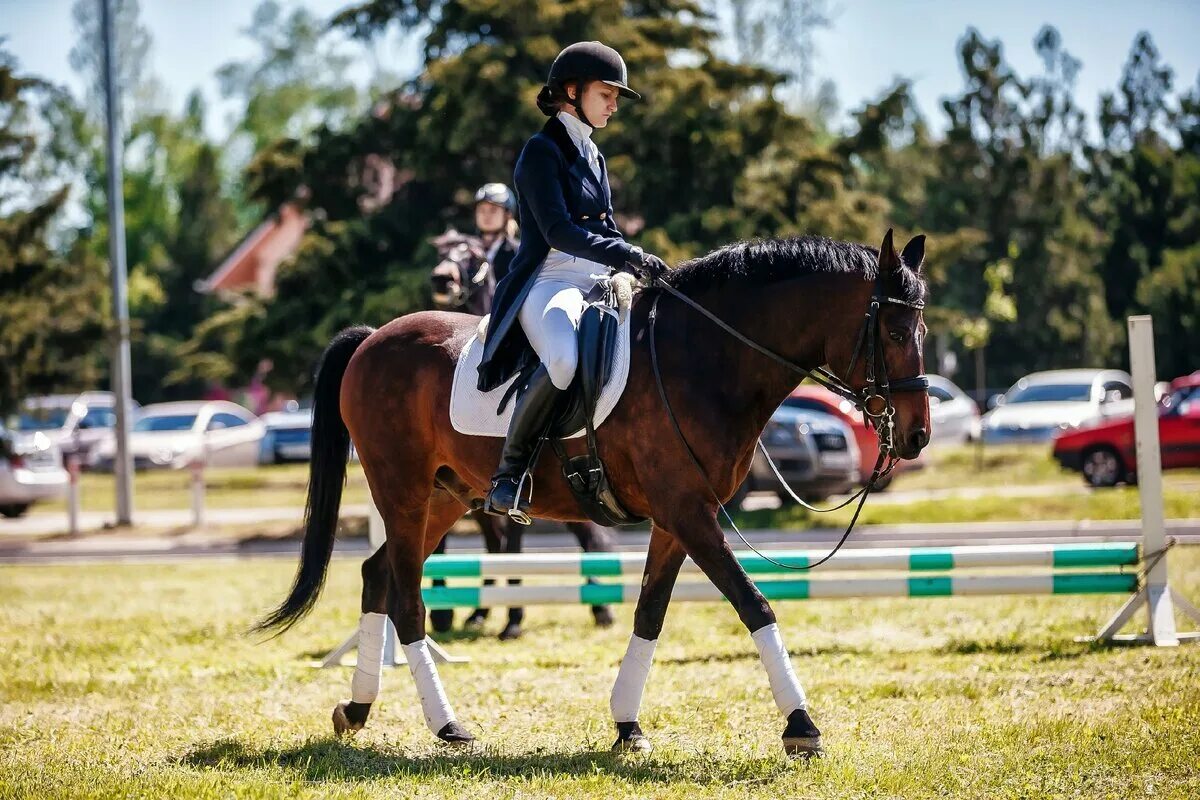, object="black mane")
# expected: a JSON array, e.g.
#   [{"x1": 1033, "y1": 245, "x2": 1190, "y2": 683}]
[{"x1": 663, "y1": 235, "x2": 926, "y2": 305}]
